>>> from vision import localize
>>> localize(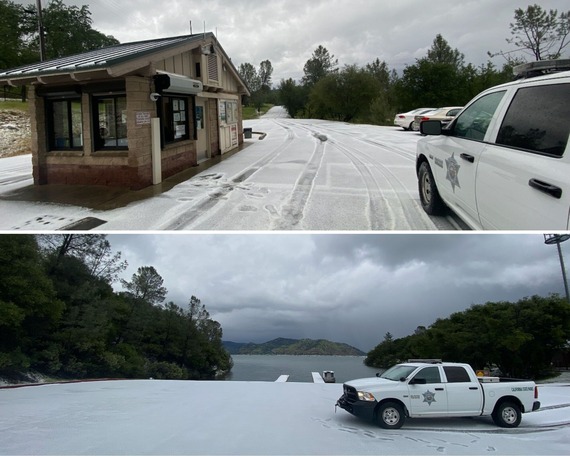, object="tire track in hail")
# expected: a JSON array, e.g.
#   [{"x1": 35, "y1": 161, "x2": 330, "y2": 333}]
[
  {"x1": 271, "y1": 134, "x2": 326, "y2": 230},
  {"x1": 350, "y1": 138, "x2": 466, "y2": 230},
  {"x1": 289, "y1": 122, "x2": 394, "y2": 230},
  {"x1": 315, "y1": 123, "x2": 417, "y2": 162},
  {"x1": 160, "y1": 120, "x2": 296, "y2": 230},
  {"x1": 314, "y1": 124, "x2": 461, "y2": 230},
  {"x1": 341, "y1": 140, "x2": 453, "y2": 230},
  {"x1": 327, "y1": 138, "x2": 400, "y2": 230}
]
